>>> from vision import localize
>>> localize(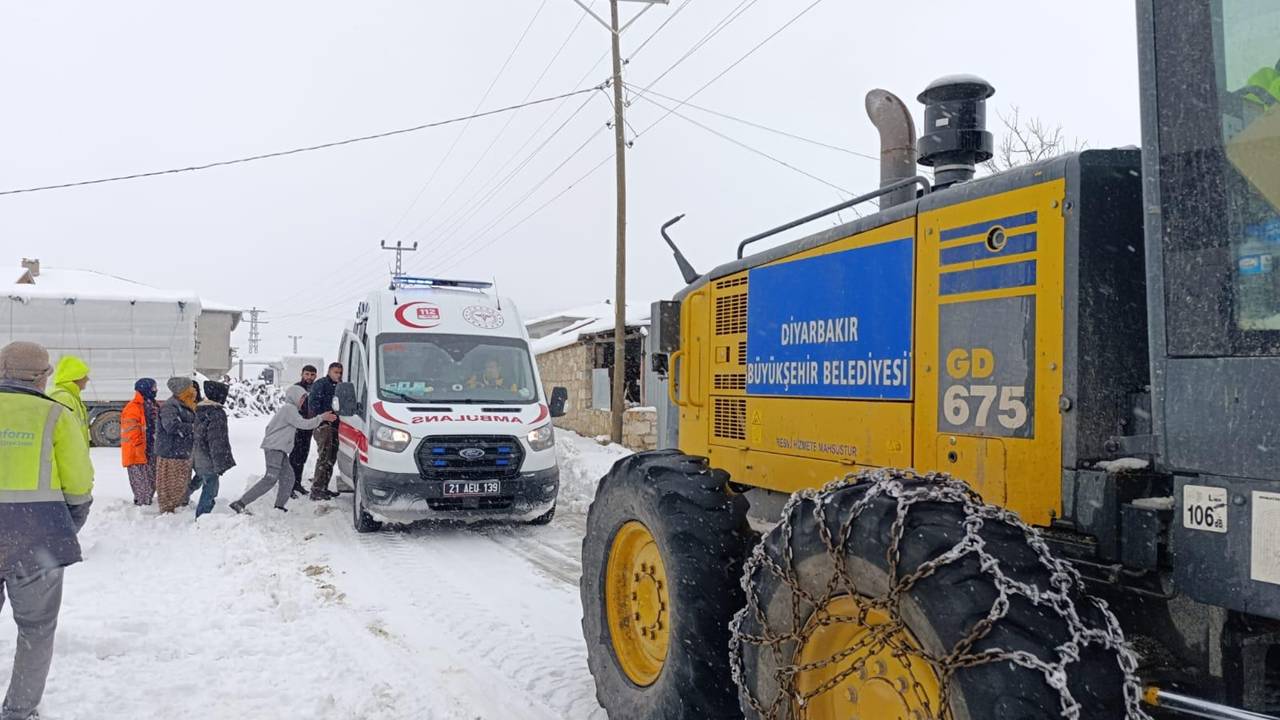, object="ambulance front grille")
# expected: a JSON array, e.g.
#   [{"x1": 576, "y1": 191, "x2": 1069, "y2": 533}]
[
  {"x1": 415, "y1": 435, "x2": 524, "y2": 479},
  {"x1": 713, "y1": 397, "x2": 747, "y2": 441}
]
